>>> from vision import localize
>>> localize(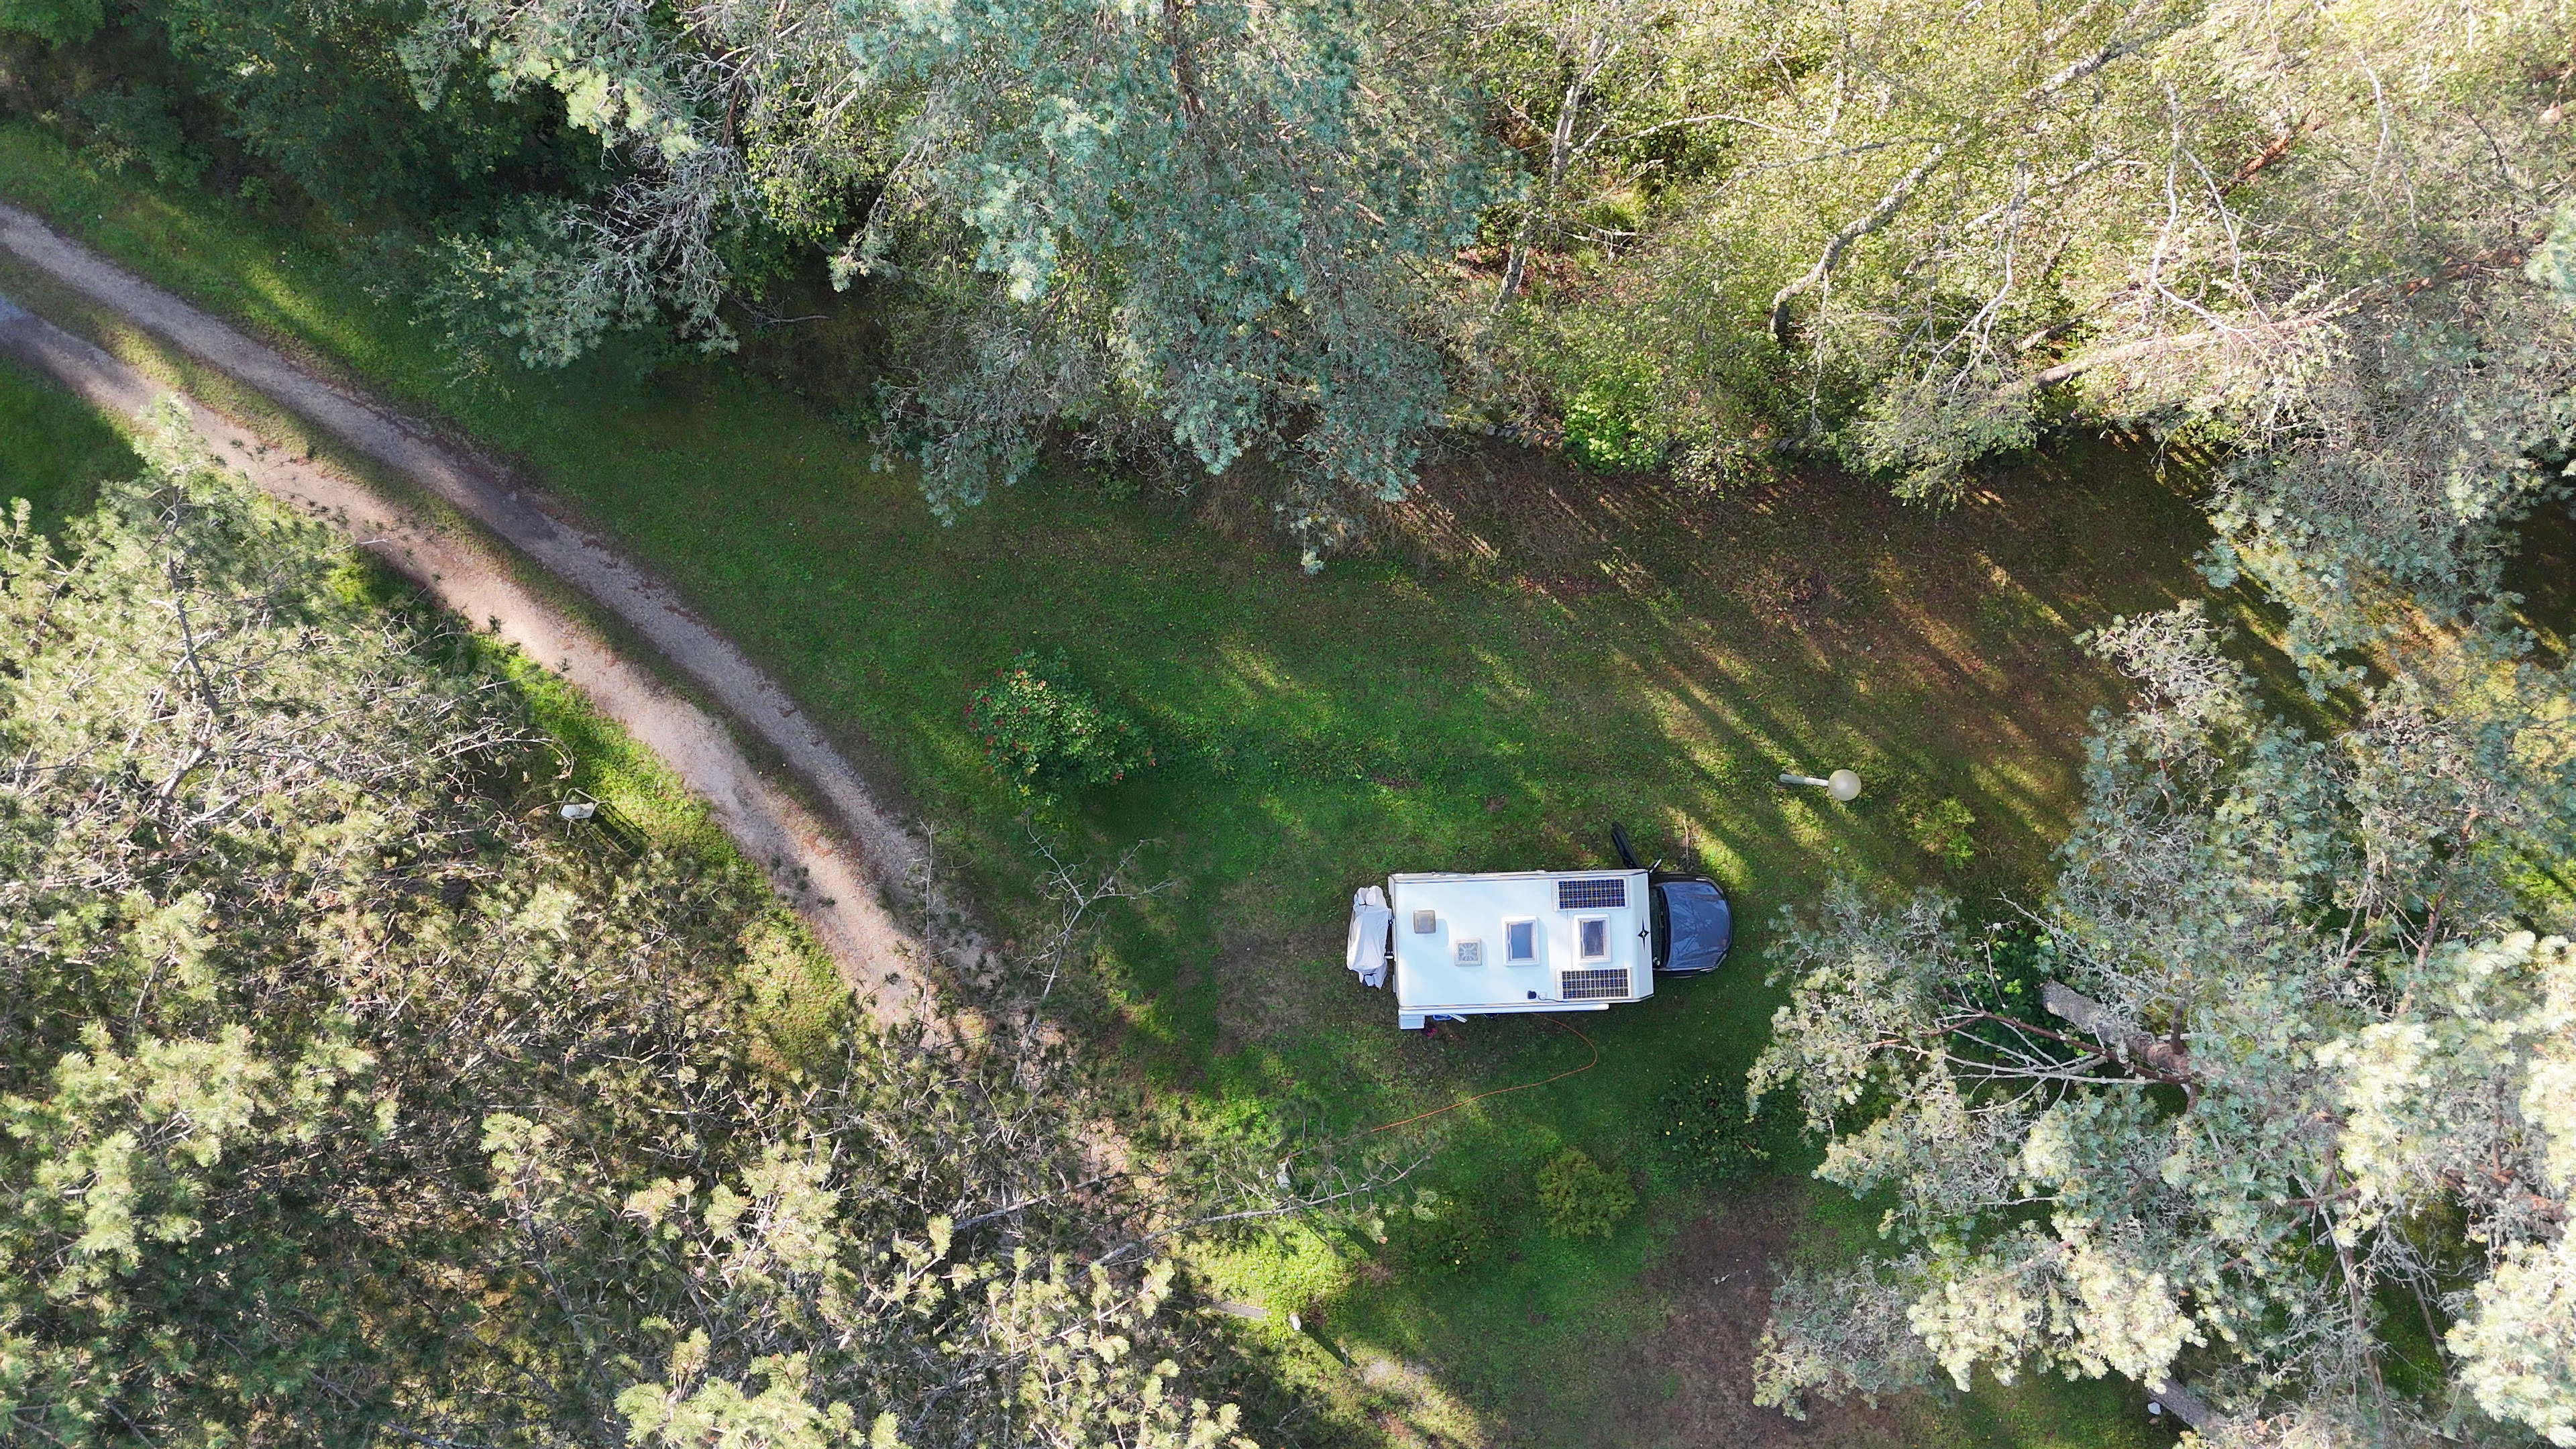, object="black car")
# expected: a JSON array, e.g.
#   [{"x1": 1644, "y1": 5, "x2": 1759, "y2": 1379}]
[{"x1": 1613, "y1": 823, "x2": 1734, "y2": 975}]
